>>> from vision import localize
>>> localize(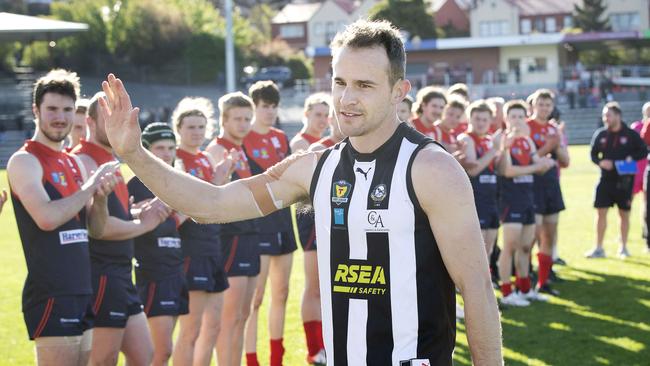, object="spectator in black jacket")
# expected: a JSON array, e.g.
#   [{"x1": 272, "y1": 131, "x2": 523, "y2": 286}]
[{"x1": 587, "y1": 102, "x2": 647, "y2": 259}]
